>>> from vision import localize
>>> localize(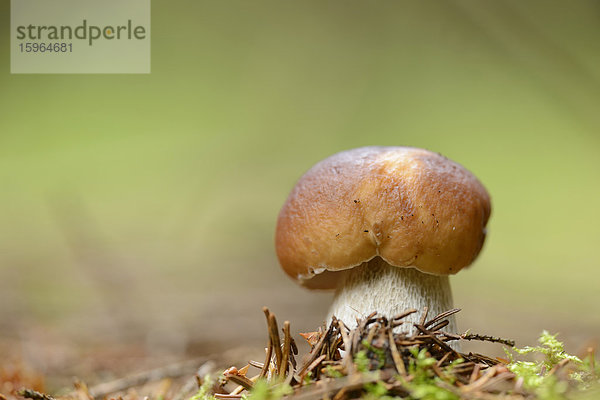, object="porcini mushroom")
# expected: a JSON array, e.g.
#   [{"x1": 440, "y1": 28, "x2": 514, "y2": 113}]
[{"x1": 275, "y1": 146, "x2": 490, "y2": 336}]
